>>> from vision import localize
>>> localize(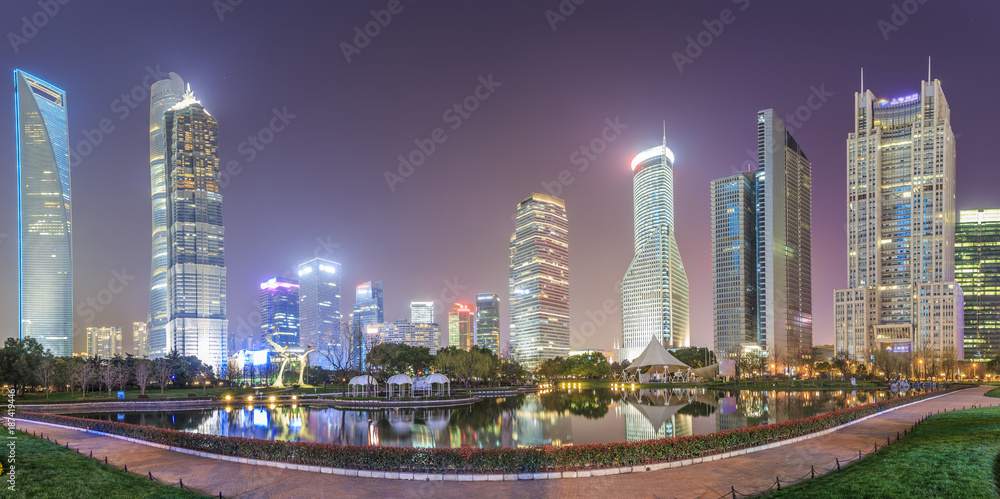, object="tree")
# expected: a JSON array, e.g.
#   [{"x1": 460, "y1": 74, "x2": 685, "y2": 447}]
[
  {"x1": 37, "y1": 356, "x2": 56, "y2": 398},
  {"x1": 988, "y1": 353, "x2": 1000, "y2": 376},
  {"x1": 670, "y1": 347, "x2": 717, "y2": 369},
  {"x1": 536, "y1": 357, "x2": 565, "y2": 381},
  {"x1": 435, "y1": 346, "x2": 493, "y2": 389},
  {"x1": 134, "y1": 359, "x2": 153, "y2": 395},
  {"x1": 832, "y1": 351, "x2": 852, "y2": 382},
  {"x1": 72, "y1": 358, "x2": 95, "y2": 398},
  {"x1": 154, "y1": 358, "x2": 174, "y2": 394},
  {"x1": 316, "y1": 322, "x2": 363, "y2": 384},
  {"x1": 563, "y1": 352, "x2": 612, "y2": 379},
  {"x1": 0, "y1": 337, "x2": 46, "y2": 395}
]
